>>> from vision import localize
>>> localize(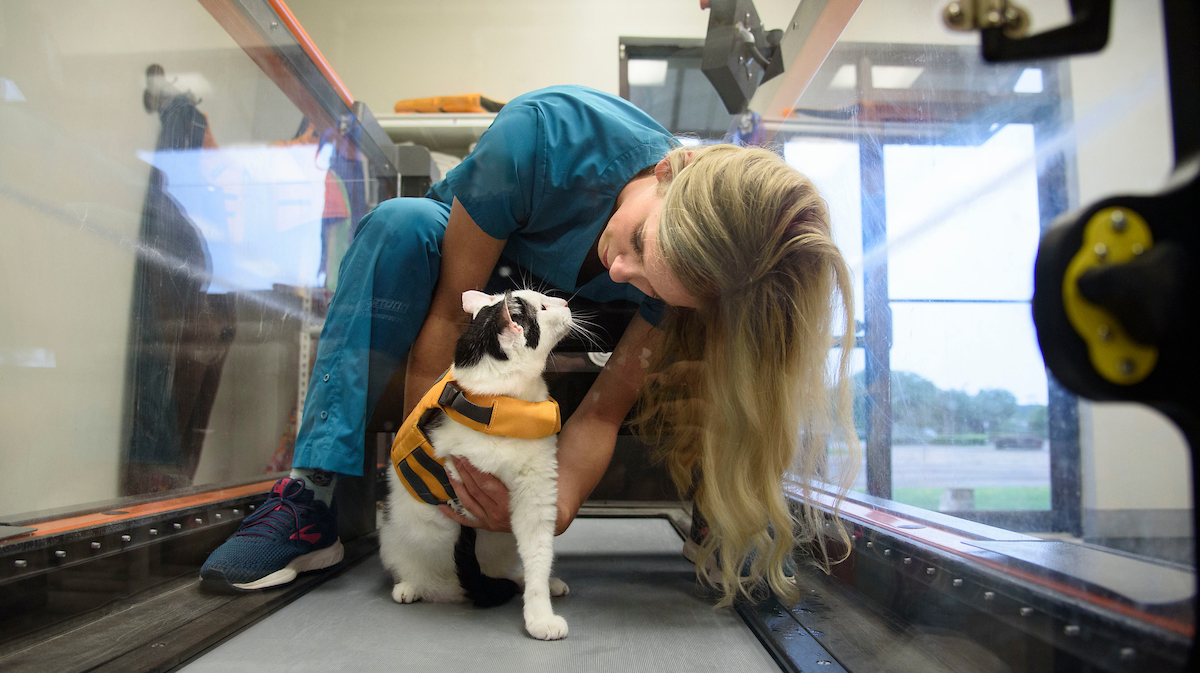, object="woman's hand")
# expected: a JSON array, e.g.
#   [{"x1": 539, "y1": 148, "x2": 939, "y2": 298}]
[{"x1": 438, "y1": 457, "x2": 513, "y2": 532}]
